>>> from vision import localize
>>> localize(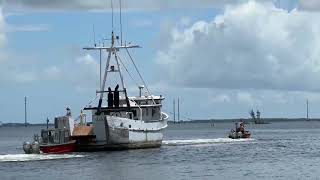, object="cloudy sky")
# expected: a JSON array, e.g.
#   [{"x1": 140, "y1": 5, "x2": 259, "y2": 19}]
[{"x1": 1, "y1": 0, "x2": 320, "y2": 123}]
